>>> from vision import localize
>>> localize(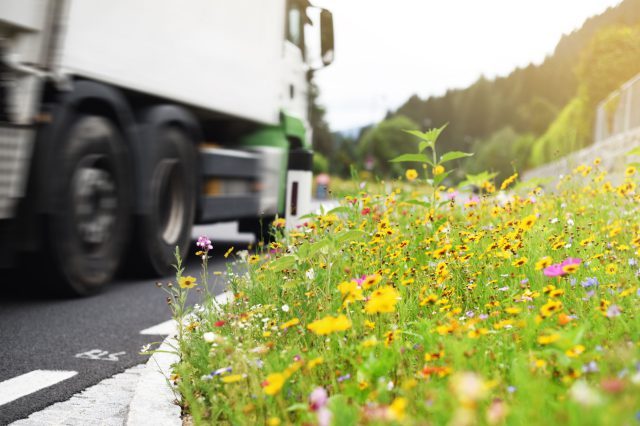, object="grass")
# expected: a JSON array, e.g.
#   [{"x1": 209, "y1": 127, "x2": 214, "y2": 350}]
[{"x1": 162, "y1": 133, "x2": 640, "y2": 425}]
